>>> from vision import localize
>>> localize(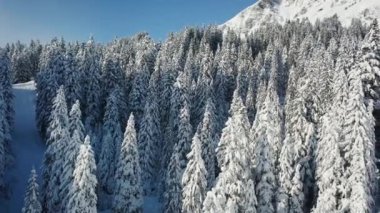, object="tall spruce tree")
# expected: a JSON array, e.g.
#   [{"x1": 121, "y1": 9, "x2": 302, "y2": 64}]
[
  {"x1": 181, "y1": 133, "x2": 207, "y2": 213},
  {"x1": 203, "y1": 90, "x2": 256, "y2": 212},
  {"x1": 22, "y1": 168, "x2": 42, "y2": 213},
  {"x1": 65, "y1": 136, "x2": 97, "y2": 213},
  {"x1": 42, "y1": 86, "x2": 70, "y2": 212},
  {"x1": 113, "y1": 114, "x2": 143, "y2": 213}
]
